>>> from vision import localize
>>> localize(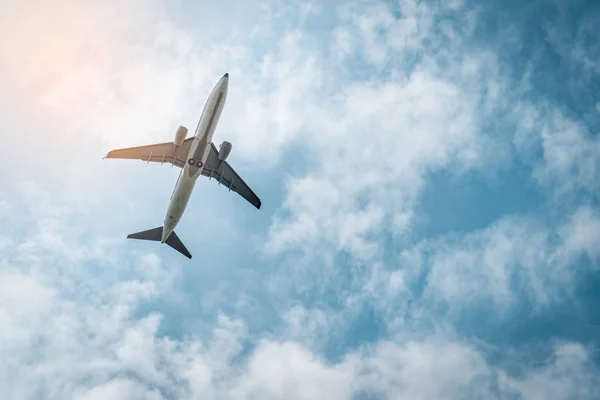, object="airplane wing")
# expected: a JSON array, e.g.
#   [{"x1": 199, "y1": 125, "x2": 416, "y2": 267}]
[
  {"x1": 104, "y1": 138, "x2": 194, "y2": 168},
  {"x1": 201, "y1": 143, "x2": 261, "y2": 210}
]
